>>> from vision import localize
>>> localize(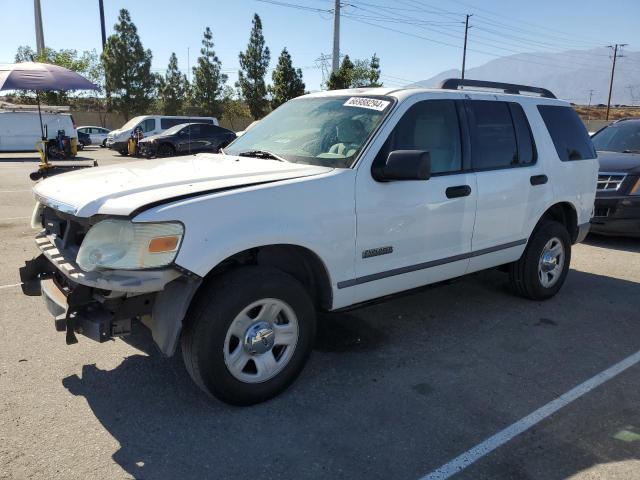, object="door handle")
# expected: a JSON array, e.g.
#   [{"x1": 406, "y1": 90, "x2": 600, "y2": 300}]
[
  {"x1": 446, "y1": 185, "x2": 472, "y2": 198},
  {"x1": 530, "y1": 174, "x2": 548, "y2": 185}
]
